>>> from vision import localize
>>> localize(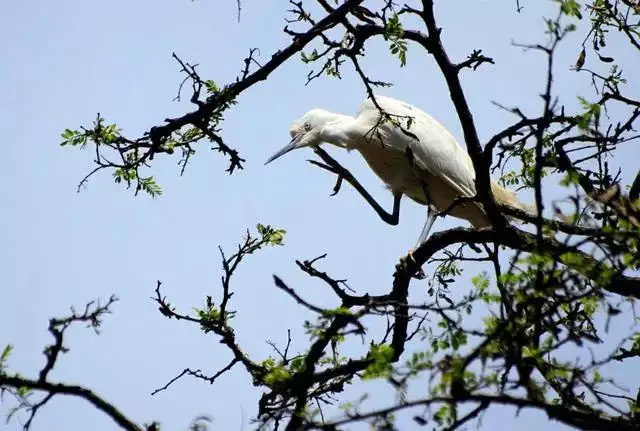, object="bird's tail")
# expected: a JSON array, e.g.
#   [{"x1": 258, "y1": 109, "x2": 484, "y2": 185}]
[{"x1": 490, "y1": 181, "x2": 537, "y2": 222}]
